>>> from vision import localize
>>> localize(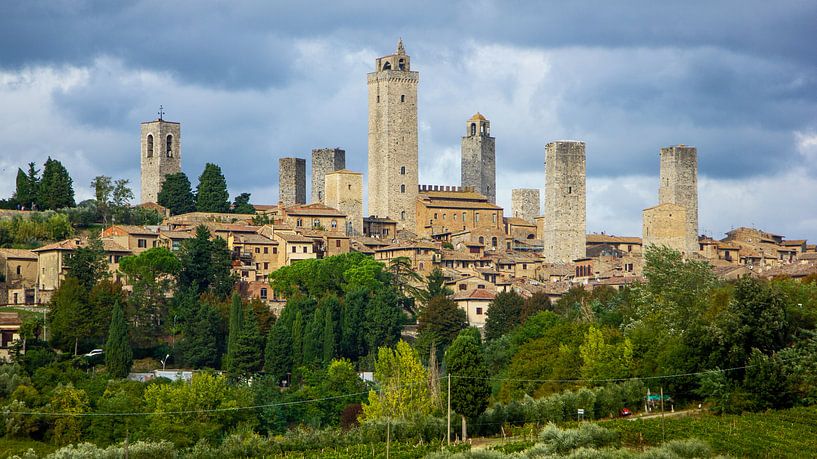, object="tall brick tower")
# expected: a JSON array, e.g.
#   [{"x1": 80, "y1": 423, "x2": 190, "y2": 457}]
[
  {"x1": 312, "y1": 148, "x2": 346, "y2": 204},
  {"x1": 543, "y1": 140, "x2": 586, "y2": 263},
  {"x1": 461, "y1": 113, "x2": 496, "y2": 203},
  {"x1": 279, "y1": 157, "x2": 306, "y2": 206},
  {"x1": 658, "y1": 145, "x2": 698, "y2": 255},
  {"x1": 140, "y1": 113, "x2": 181, "y2": 204},
  {"x1": 367, "y1": 39, "x2": 419, "y2": 231}
]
